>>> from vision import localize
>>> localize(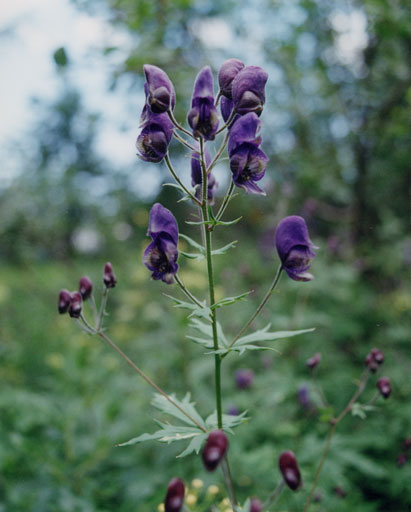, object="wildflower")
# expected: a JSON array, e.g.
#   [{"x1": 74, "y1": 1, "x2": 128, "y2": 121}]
[
  {"x1": 58, "y1": 289, "x2": 71, "y2": 314},
  {"x1": 297, "y1": 385, "x2": 310, "y2": 409},
  {"x1": 232, "y1": 66, "x2": 268, "y2": 116},
  {"x1": 187, "y1": 66, "x2": 219, "y2": 140},
  {"x1": 164, "y1": 478, "x2": 185, "y2": 512},
  {"x1": 79, "y1": 276, "x2": 93, "y2": 300},
  {"x1": 103, "y1": 262, "x2": 117, "y2": 288},
  {"x1": 250, "y1": 498, "x2": 263, "y2": 512},
  {"x1": 218, "y1": 58, "x2": 245, "y2": 99},
  {"x1": 143, "y1": 64, "x2": 175, "y2": 113},
  {"x1": 306, "y1": 352, "x2": 321, "y2": 370},
  {"x1": 278, "y1": 450, "x2": 302, "y2": 491},
  {"x1": 202, "y1": 430, "x2": 228, "y2": 471},
  {"x1": 143, "y1": 203, "x2": 179, "y2": 284},
  {"x1": 136, "y1": 105, "x2": 173, "y2": 163},
  {"x1": 68, "y1": 291, "x2": 82, "y2": 319},
  {"x1": 228, "y1": 113, "x2": 268, "y2": 195},
  {"x1": 235, "y1": 369, "x2": 254, "y2": 390},
  {"x1": 365, "y1": 348, "x2": 384, "y2": 373},
  {"x1": 377, "y1": 376, "x2": 391, "y2": 399},
  {"x1": 275, "y1": 216, "x2": 316, "y2": 281},
  {"x1": 191, "y1": 146, "x2": 218, "y2": 204}
]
